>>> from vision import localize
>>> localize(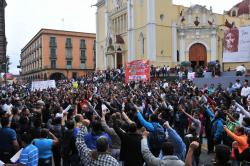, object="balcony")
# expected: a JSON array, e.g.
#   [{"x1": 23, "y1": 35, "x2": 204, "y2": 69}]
[
  {"x1": 80, "y1": 56, "x2": 87, "y2": 61},
  {"x1": 66, "y1": 55, "x2": 72, "y2": 60},
  {"x1": 50, "y1": 54, "x2": 57, "y2": 59}
]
